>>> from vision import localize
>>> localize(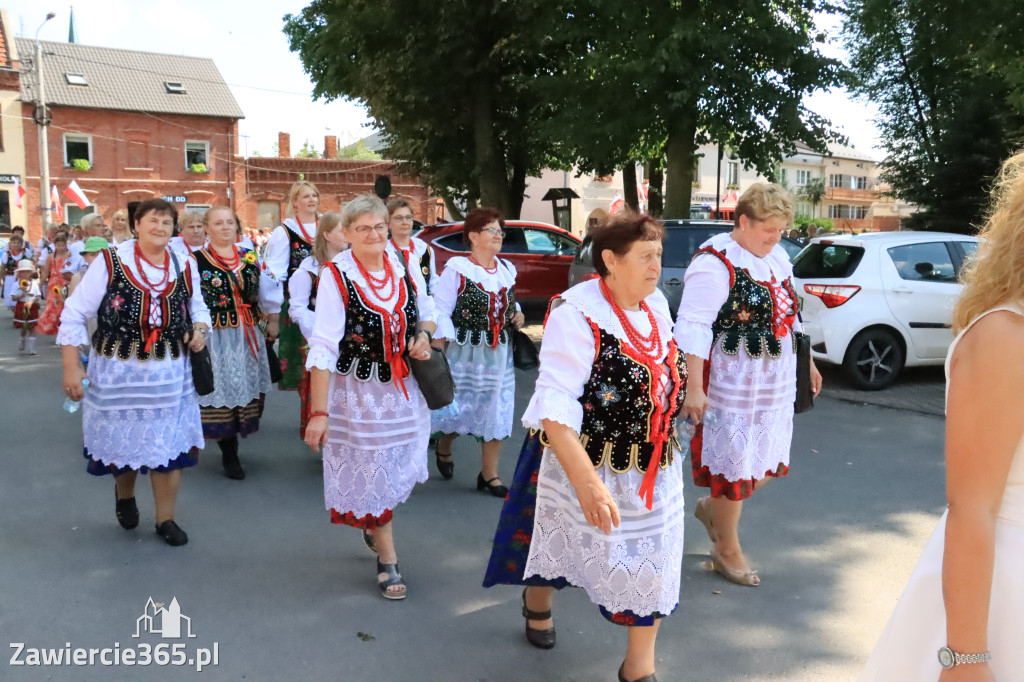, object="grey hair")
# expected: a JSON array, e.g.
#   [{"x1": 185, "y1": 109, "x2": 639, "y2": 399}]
[
  {"x1": 341, "y1": 194, "x2": 388, "y2": 228},
  {"x1": 80, "y1": 213, "x2": 105, "y2": 231}
]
